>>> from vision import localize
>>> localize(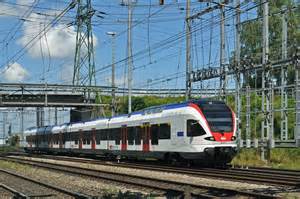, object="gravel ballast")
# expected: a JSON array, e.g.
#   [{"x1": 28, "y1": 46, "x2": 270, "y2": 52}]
[
  {"x1": 0, "y1": 159, "x2": 155, "y2": 198},
  {"x1": 2, "y1": 156, "x2": 300, "y2": 198},
  {"x1": 13, "y1": 156, "x2": 274, "y2": 190}
]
